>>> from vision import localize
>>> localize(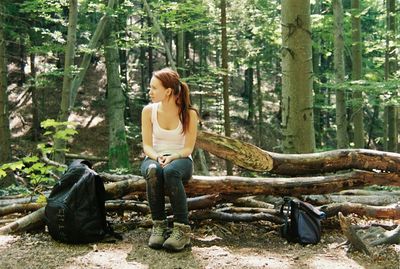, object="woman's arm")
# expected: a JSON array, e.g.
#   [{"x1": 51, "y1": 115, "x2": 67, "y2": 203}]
[
  {"x1": 141, "y1": 105, "x2": 159, "y2": 160},
  {"x1": 171, "y1": 109, "x2": 198, "y2": 160}
]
